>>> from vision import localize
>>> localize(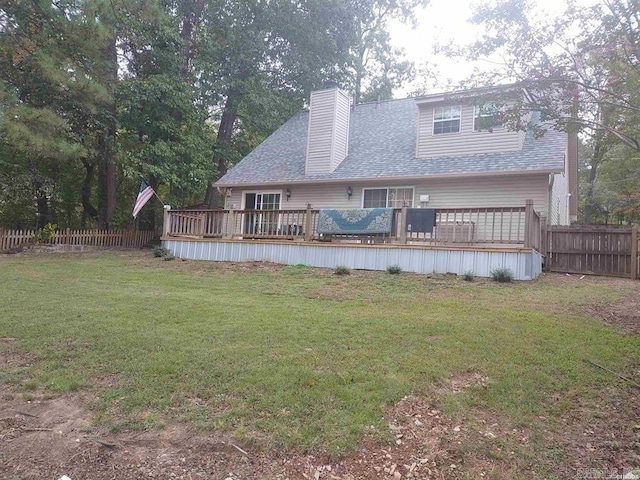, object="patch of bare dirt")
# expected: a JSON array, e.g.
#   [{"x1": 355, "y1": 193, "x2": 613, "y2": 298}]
[
  {"x1": 2, "y1": 368, "x2": 639, "y2": 480},
  {"x1": 585, "y1": 293, "x2": 640, "y2": 335},
  {"x1": 541, "y1": 384, "x2": 640, "y2": 479}
]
